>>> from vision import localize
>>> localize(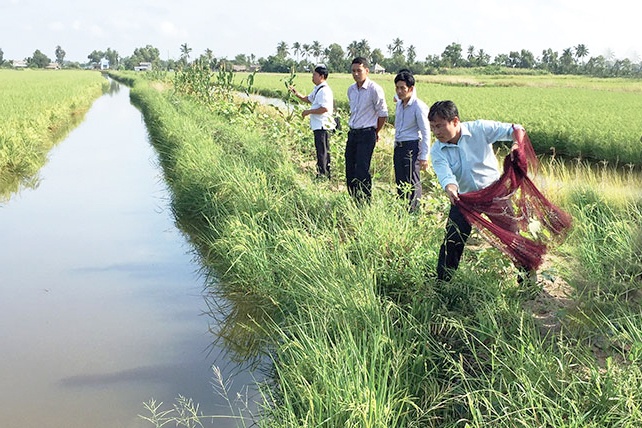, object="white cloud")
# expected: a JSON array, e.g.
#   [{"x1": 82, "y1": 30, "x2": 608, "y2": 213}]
[
  {"x1": 48, "y1": 21, "x2": 65, "y2": 32},
  {"x1": 89, "y1": 25, "x2": 105, "y2": 38},
  {"x1": 158, "y1": 21, "x2": 188, "y2": 39}
]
